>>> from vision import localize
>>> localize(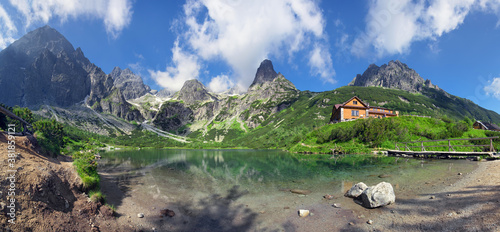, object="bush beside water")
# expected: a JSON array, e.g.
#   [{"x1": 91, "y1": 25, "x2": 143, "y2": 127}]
[{"x1": 289, "y1": 116, "x2": 500, "y2": 154}]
